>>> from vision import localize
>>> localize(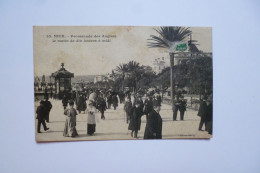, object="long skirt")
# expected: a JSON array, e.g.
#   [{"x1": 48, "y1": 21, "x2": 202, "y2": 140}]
[
  {"x1": 87, "y1": 124, "x2": 96, "y2": 135},
  {"x1": 63, "y1": 116, "x2": 78, "y2": 137}
]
